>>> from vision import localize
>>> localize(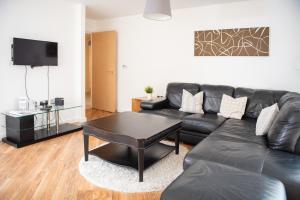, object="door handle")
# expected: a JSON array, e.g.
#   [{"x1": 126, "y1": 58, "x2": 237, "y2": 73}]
[{"x1": 105, "y1": 70, "x2": 115, "y2": 74}]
